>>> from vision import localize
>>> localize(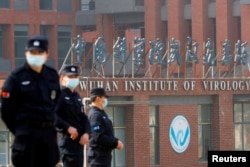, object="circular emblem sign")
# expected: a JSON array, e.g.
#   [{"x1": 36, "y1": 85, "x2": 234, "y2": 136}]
[{"x1": 169, "y1": 115, "x2": 190, "y2": 153}]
